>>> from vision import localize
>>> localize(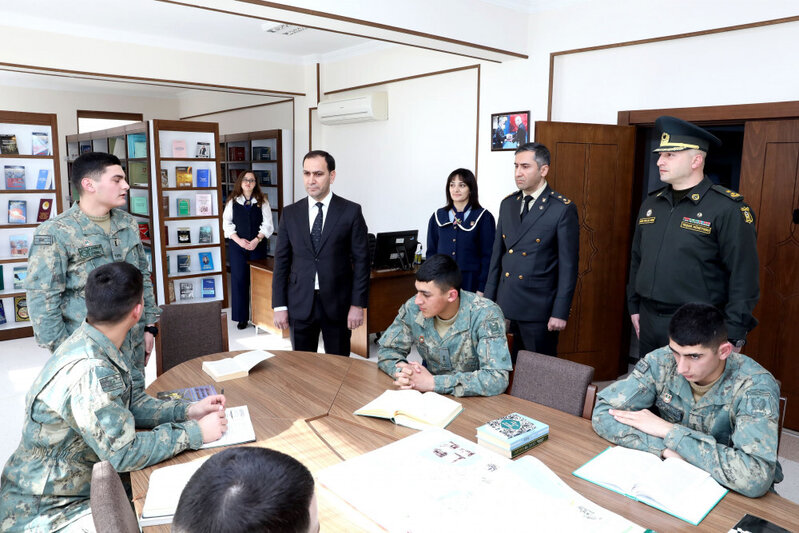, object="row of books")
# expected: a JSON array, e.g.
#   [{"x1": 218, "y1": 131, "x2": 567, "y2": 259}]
[
  {"x1": 0, "y1": 265, "x2": 27, "y2": 291},
  {"x1": 4, "y1": 167, "x2": 52, "y2": 190},
  {"x1": 7, "y1": 199, "x2": 53, "y2": 225},
  {"x1": 8, "y1": 235, "x2": 28, "y2": 257},
  {"x1": 224, "y1": 145, "x2": 273, "y2": 161},
  {"x1": 0, "y1": 132, "x2": 50, "y2": 156},
  {"x1": 174, "y1": 226, "x2": 213, "y2": 245},
  {"x1": 173, "y1": 194, "x2": 214, "y2": 217},
  {"x1": 173, "y1": 167, "x2": 212, "y2": 188},
  {"x1": 224, "y1": 168, "x2": 272, "y2": 186},
  {"x1": 170, "y1": 252, "x2": 215, "y2": 273},
  {"x1": 0, "y1": 296, "x2": 28, "y2": 325},
  {"x1": 171, "y1": 141, "x2": 212, "y2": 159},
  {"x1": 167, "y1": 278, "x2": 216, "y2": 302}
]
